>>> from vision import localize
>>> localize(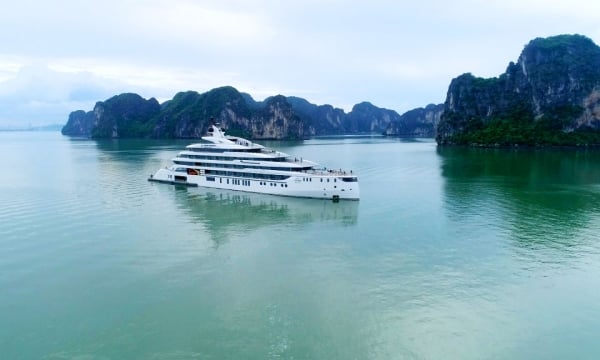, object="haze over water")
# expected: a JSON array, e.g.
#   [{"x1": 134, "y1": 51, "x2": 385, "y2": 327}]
[{"x1": 1, "y1": 131, "x2": 600, "y2": 359}]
